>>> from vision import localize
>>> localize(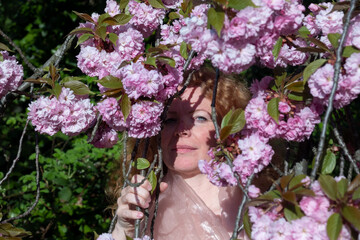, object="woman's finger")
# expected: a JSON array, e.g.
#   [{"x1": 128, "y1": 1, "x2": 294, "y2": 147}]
[
  {"x1": 160, "y1": 182, "x2": 168, "y2": 193},
  {"x1": 121, "y1": 192, "x2": 151, "y2": 208},
  {"x1": 117, "y1": 208, "x2": 144, "y2": 220}
]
